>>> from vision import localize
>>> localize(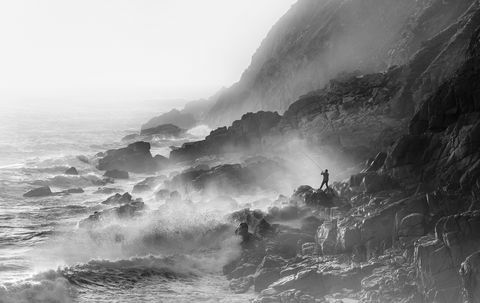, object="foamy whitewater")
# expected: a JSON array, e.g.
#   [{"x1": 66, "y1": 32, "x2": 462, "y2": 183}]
[{"x1": 0, "y1": 101, "x2": 255, "y2": 302}]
